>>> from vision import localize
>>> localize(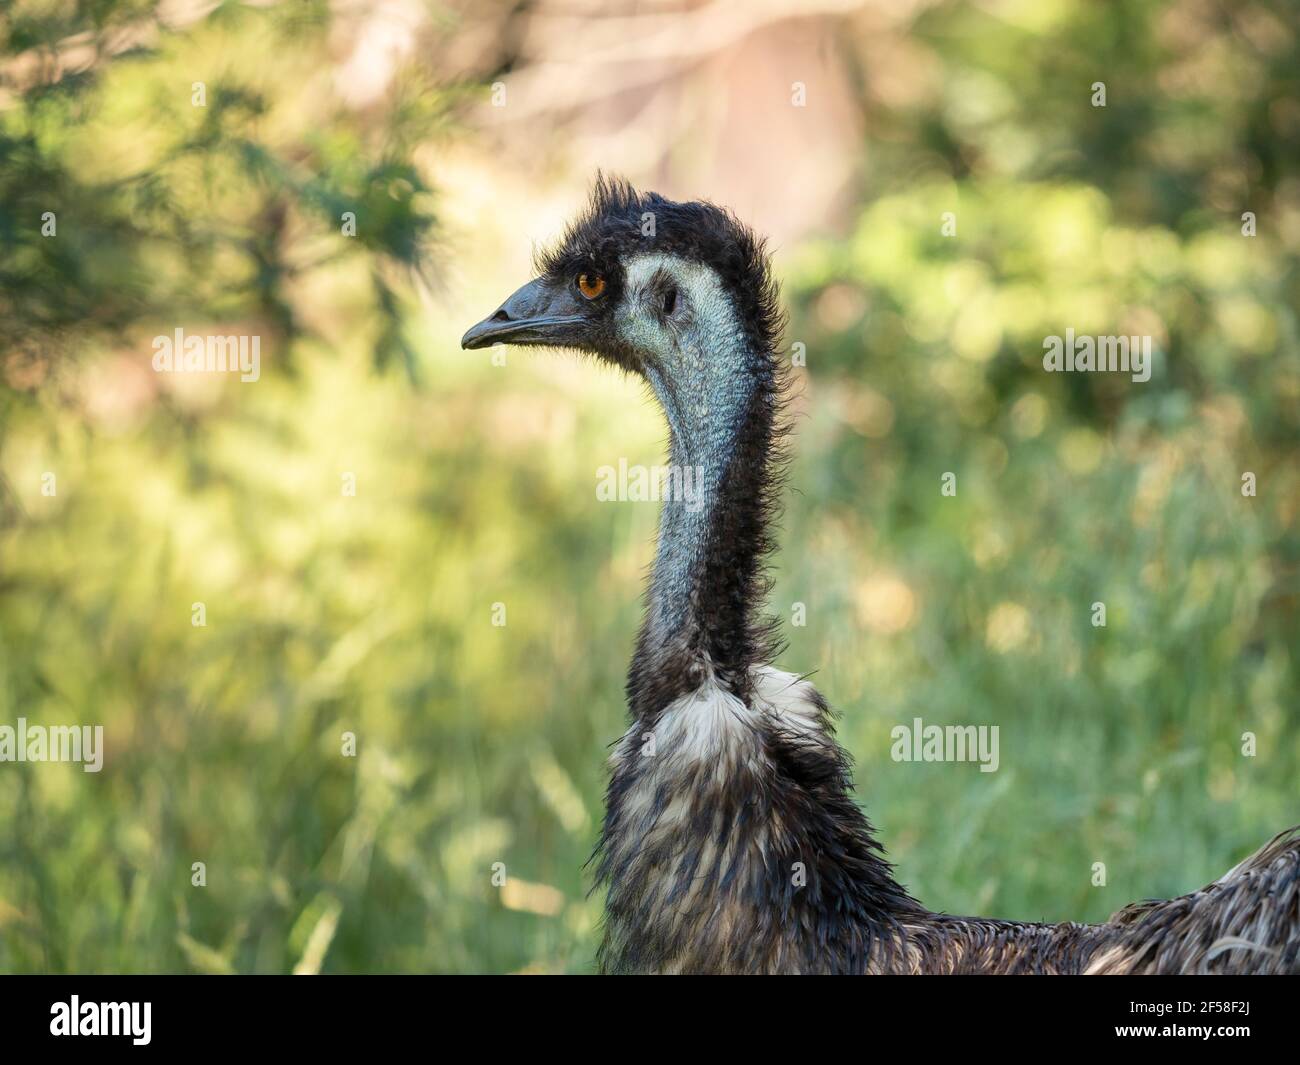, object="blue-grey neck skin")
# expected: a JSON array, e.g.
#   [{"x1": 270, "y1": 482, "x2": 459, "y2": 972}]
[
  {"x1": 619, "y1": 255, "x2": 761, "y2": 654},
  {"x1": 642, "y1": 355, "x2": 754, "y2": 646}
]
